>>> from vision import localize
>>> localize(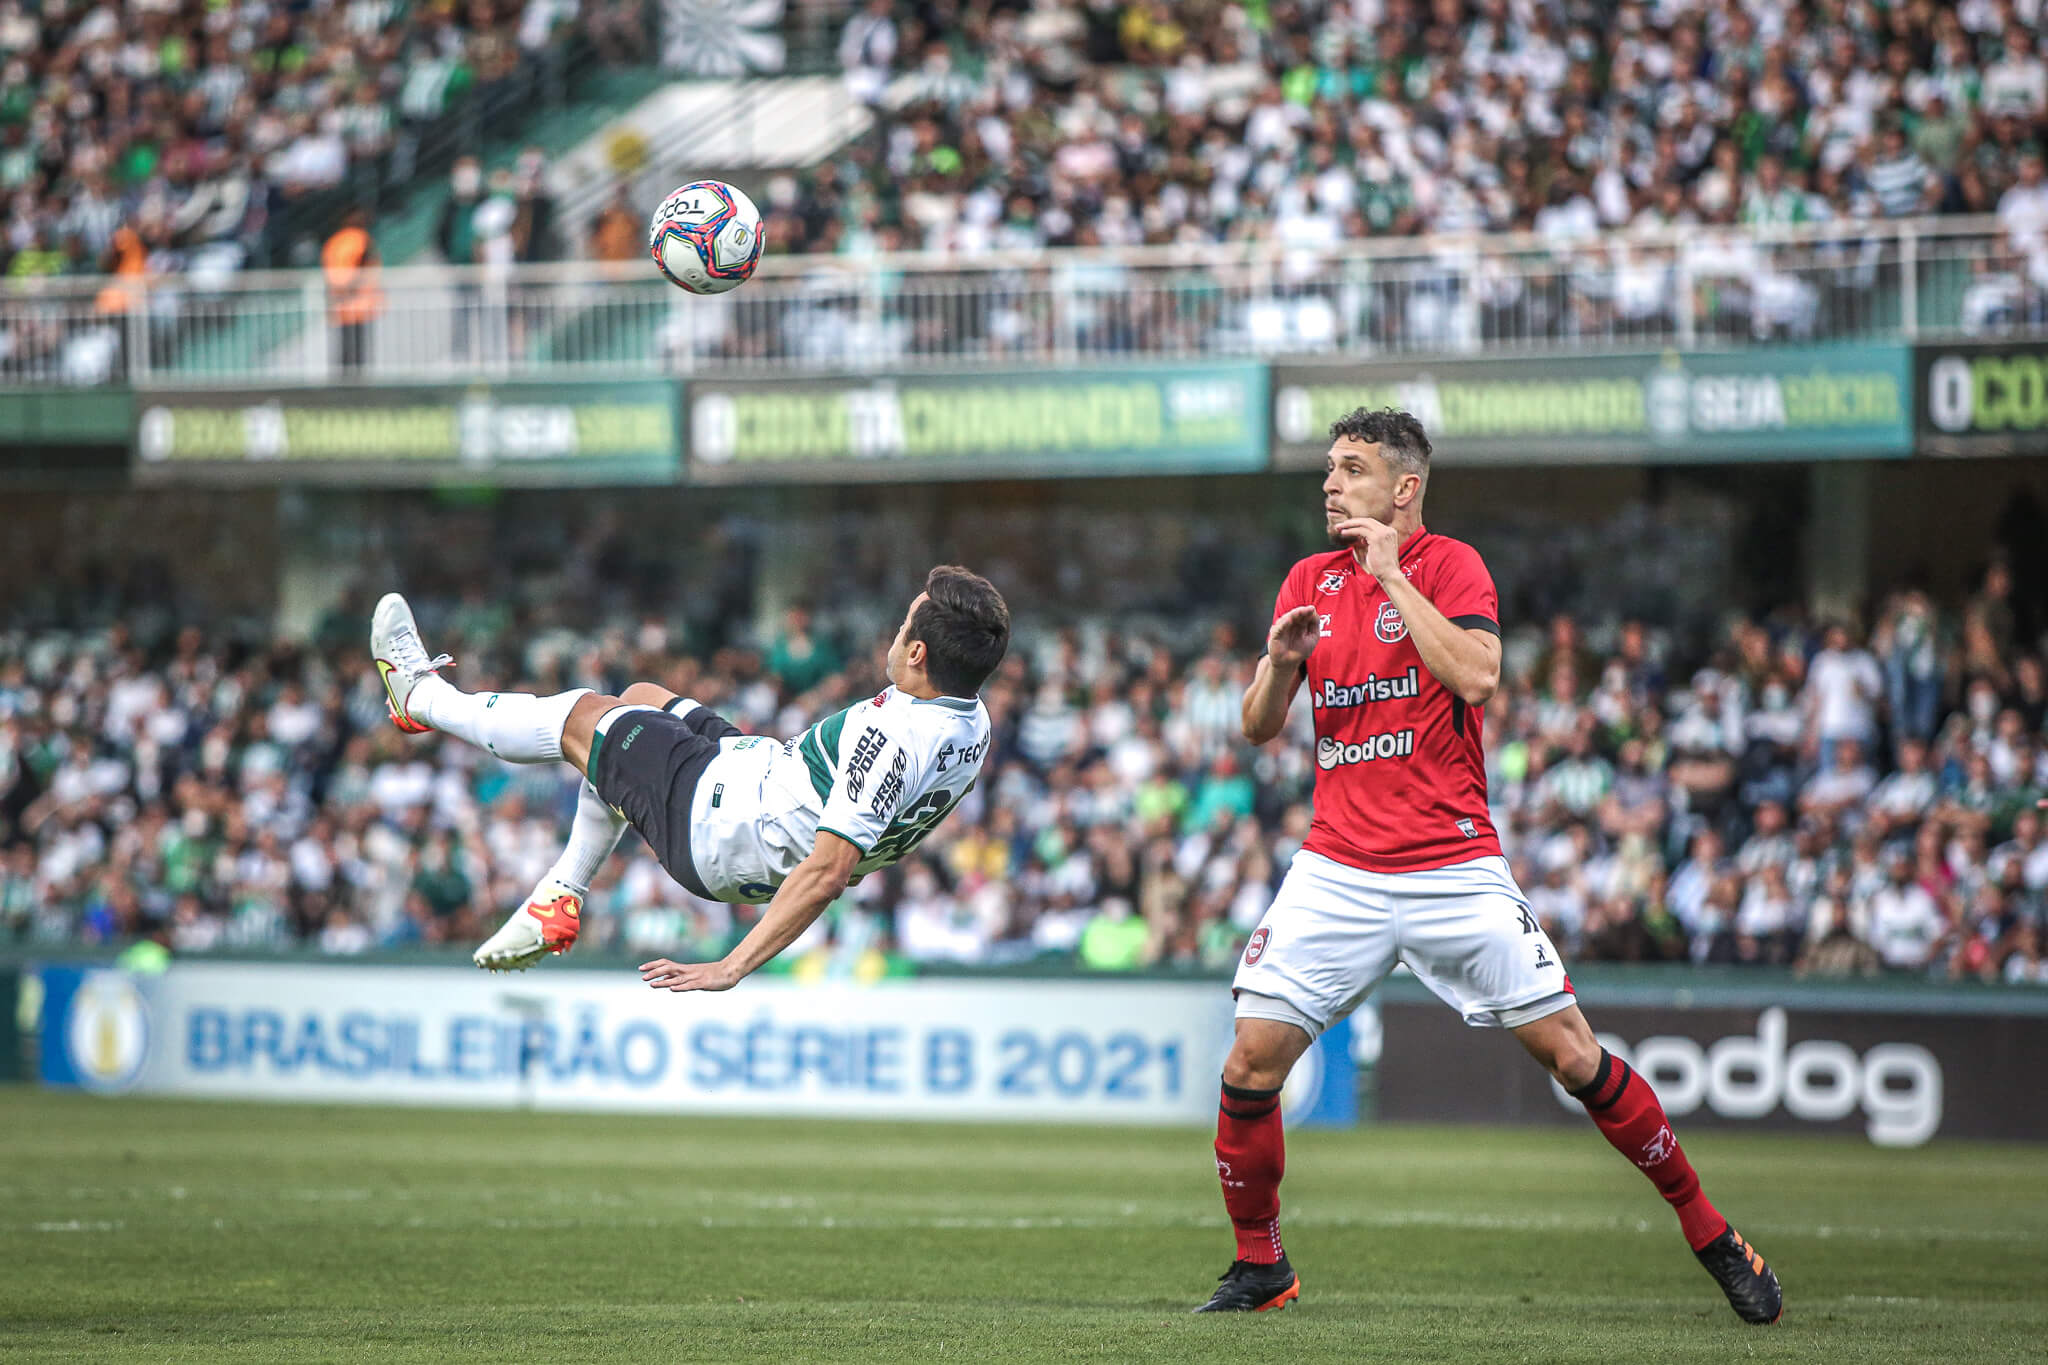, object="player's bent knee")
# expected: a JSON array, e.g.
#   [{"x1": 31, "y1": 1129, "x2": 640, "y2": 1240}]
[
  {"x1": 1222, "y1": 1028, "x2": 1308, "y2": 1092},
  {"x1": 1516, "y1": 1008, "x2": 1602, "y2": 1090},
  {"x1": 1221, "y1": 1052, "x2": 1291, "y2": 1092}
]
